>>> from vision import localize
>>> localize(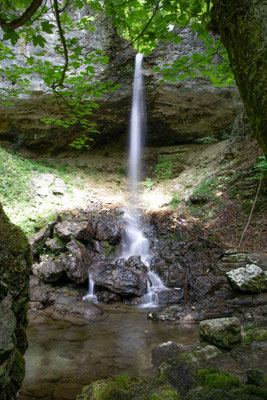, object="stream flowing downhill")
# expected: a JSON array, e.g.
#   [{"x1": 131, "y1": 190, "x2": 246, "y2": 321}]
[
  {"x1": 83, "y1": 274, "x2": 97, "y2": 303},
  {"x1": 121, "y1": 53, "x2": 166, "y2": 307}
]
